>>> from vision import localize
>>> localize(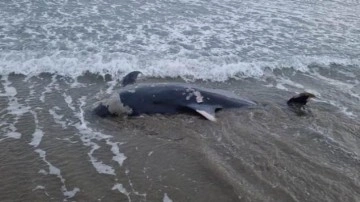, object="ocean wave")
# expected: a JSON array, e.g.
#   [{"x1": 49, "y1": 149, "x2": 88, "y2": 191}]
[{"x1": 0, "y1": 50, "x2": 358, "y2": 81}]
